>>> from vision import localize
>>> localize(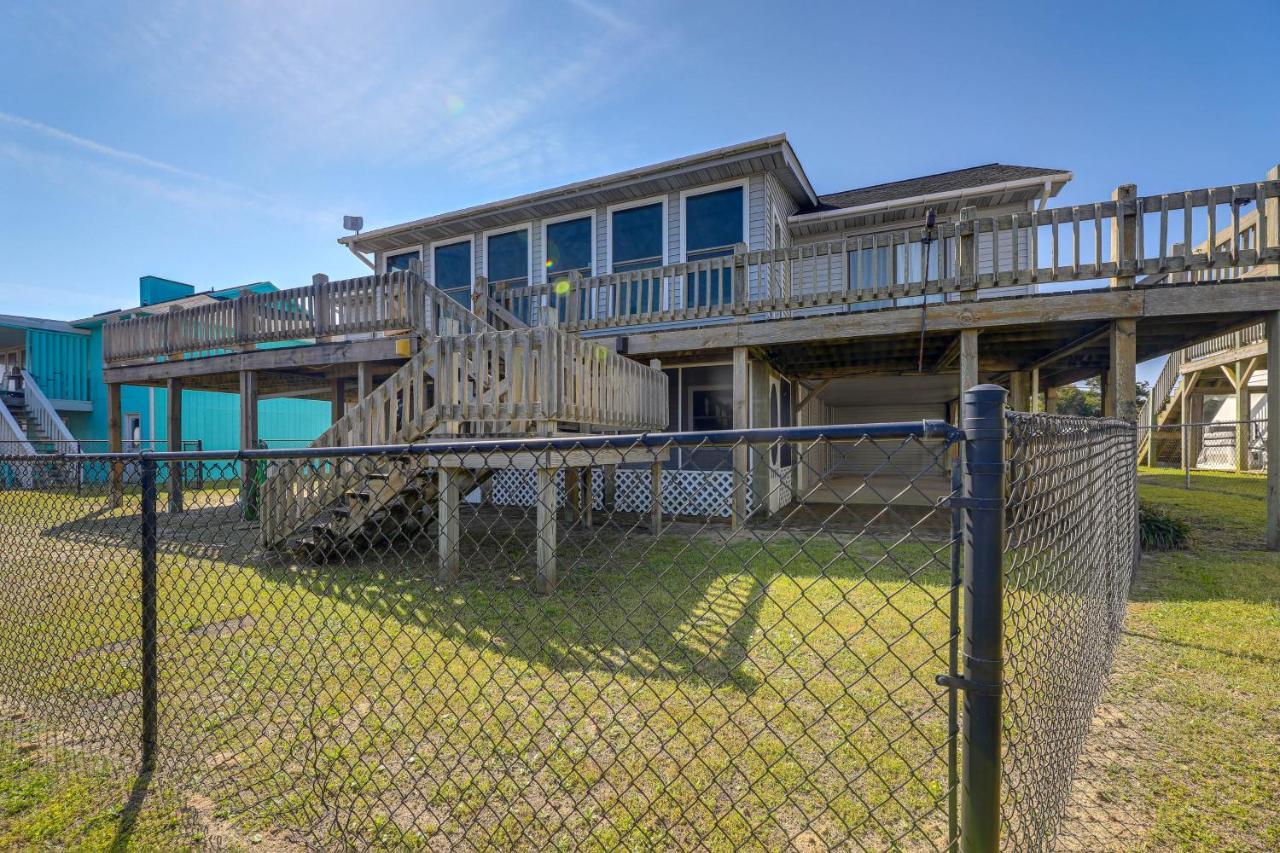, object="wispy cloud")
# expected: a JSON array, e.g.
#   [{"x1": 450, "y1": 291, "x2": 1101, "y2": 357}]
[
  {"x1": 0, "y1": 111, "x2": 336, "y2": 227},
  {"x1": 97, "y1": 0, "x2": 671, "y2": 186}
]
